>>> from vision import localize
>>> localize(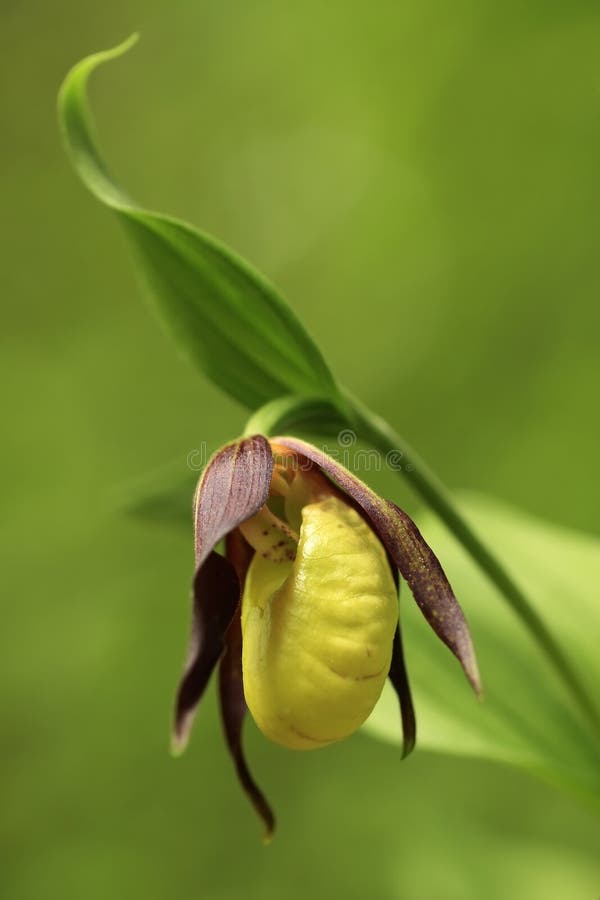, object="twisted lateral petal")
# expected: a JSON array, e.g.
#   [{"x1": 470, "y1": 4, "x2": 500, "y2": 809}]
[
  {"x1": 386, "y1": 501, "x2": 481, "y2": 694},
  {"x1": 388, "y1": 623, "x2": 416, "y2": 758},
  {"x1": 173, "y1": 552, "x2": 240, "y2": 751},
  {"x1": 193, "y1": 435, "x2": 273, "y2": 566},
  {"x1": 219, "y1": 531, "x2": 275, "y2": 840},
  {"x1": 274, "y1": 437, "x2": 481, "y2": 695},
  {"x1": 220, "y1": 609, "x2": 275, "y2": 841},
  {"x1": 384, "y1": 564, "x2": 416, "y2": 756}
]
